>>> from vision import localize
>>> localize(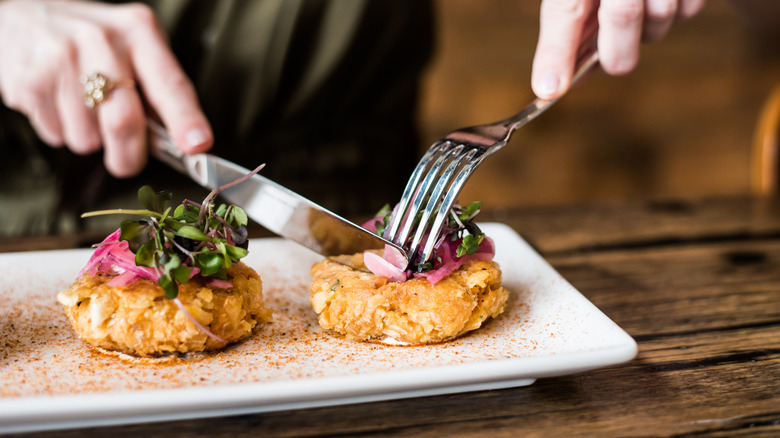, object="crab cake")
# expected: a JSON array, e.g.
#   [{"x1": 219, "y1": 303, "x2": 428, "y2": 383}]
[
  {"x1": 310, "y1": 252, "x2": 508, "y2": 344},
  {"x1": 57, "y1": 262, "x2": 270, "y2": 357}
]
